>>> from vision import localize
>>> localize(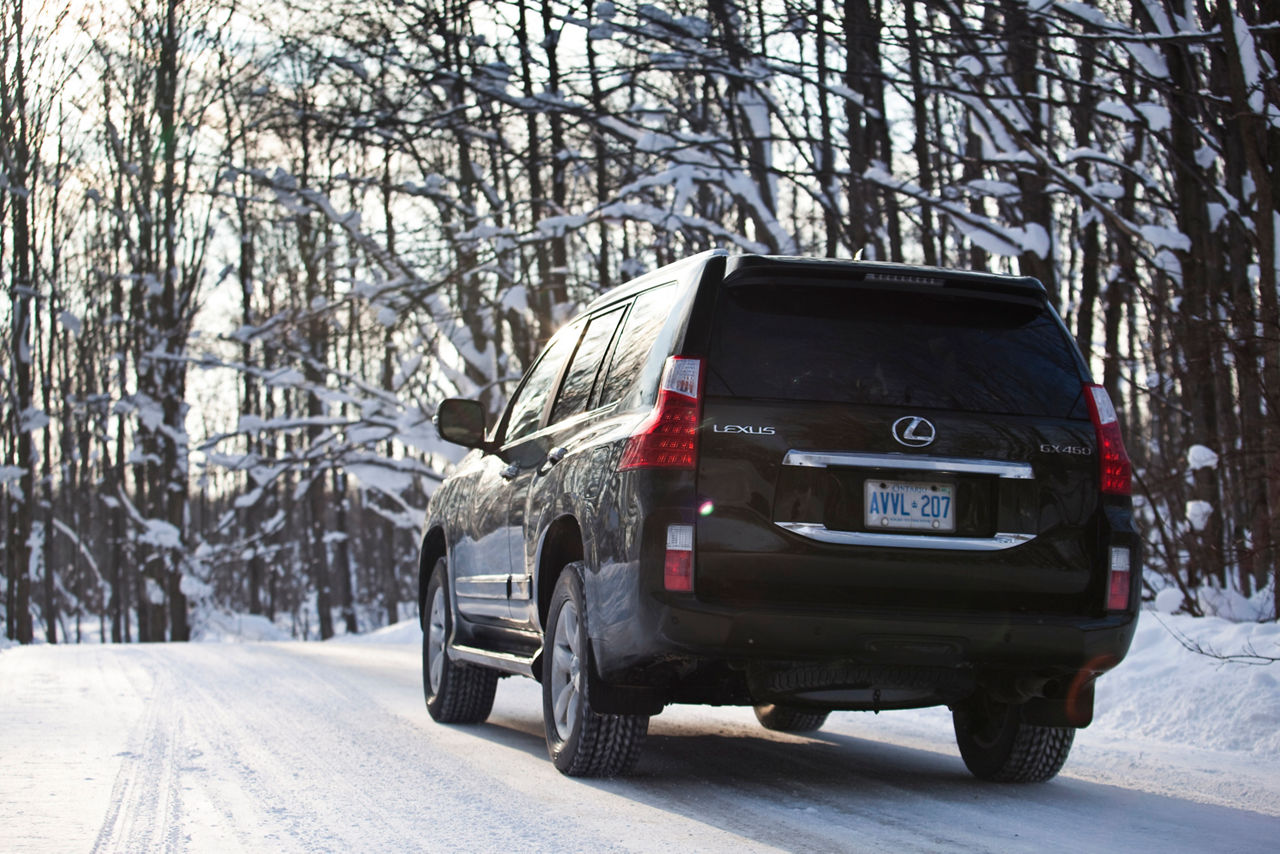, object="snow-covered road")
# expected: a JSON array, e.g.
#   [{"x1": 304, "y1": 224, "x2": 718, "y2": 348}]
[{"x1": 3, "y1": 623, "x2": 1277, "y2": 853}]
